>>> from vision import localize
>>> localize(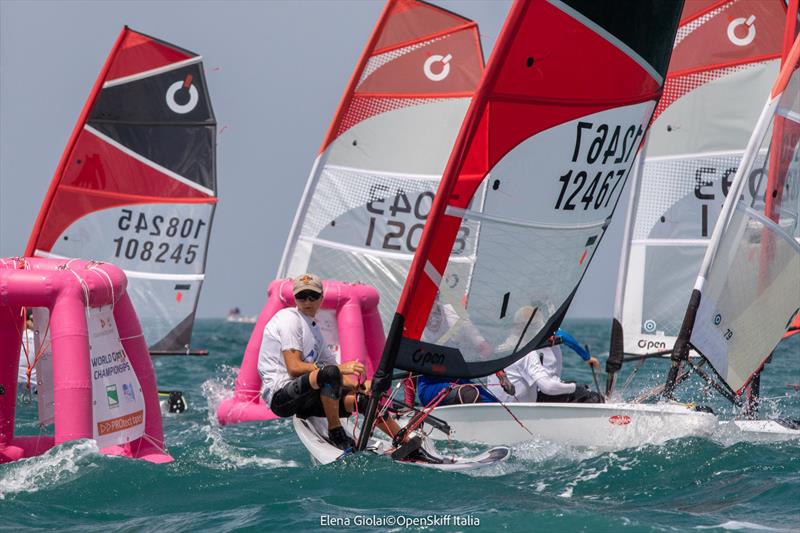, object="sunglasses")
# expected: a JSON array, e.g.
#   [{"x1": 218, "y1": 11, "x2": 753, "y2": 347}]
[{"x1": 295, "y1": 291, "x2": 322, "y2": 302}]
